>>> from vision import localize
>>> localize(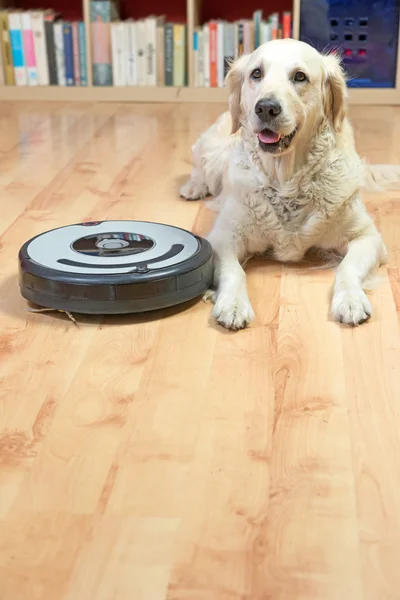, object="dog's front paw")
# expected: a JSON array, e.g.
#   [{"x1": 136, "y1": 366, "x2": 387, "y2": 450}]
[
  {"x1": 212, "y1": 294, "x2": 255, "y2": 331},
  {"x1": 331, "y1": 288, "x2": 372, "y2": 325},
  {"x1": 180, "y1": 179, "x2": 209, "y2": 201}
]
